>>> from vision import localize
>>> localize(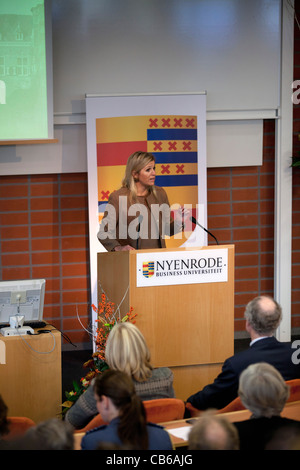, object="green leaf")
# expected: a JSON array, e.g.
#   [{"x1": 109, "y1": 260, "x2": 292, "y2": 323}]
[
  {"x1": 73, "y1": 381, "x2": 82, "y2": 393},
  {"x1": 291, "y1": 156, "x2": 300, "y2": 167}
]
